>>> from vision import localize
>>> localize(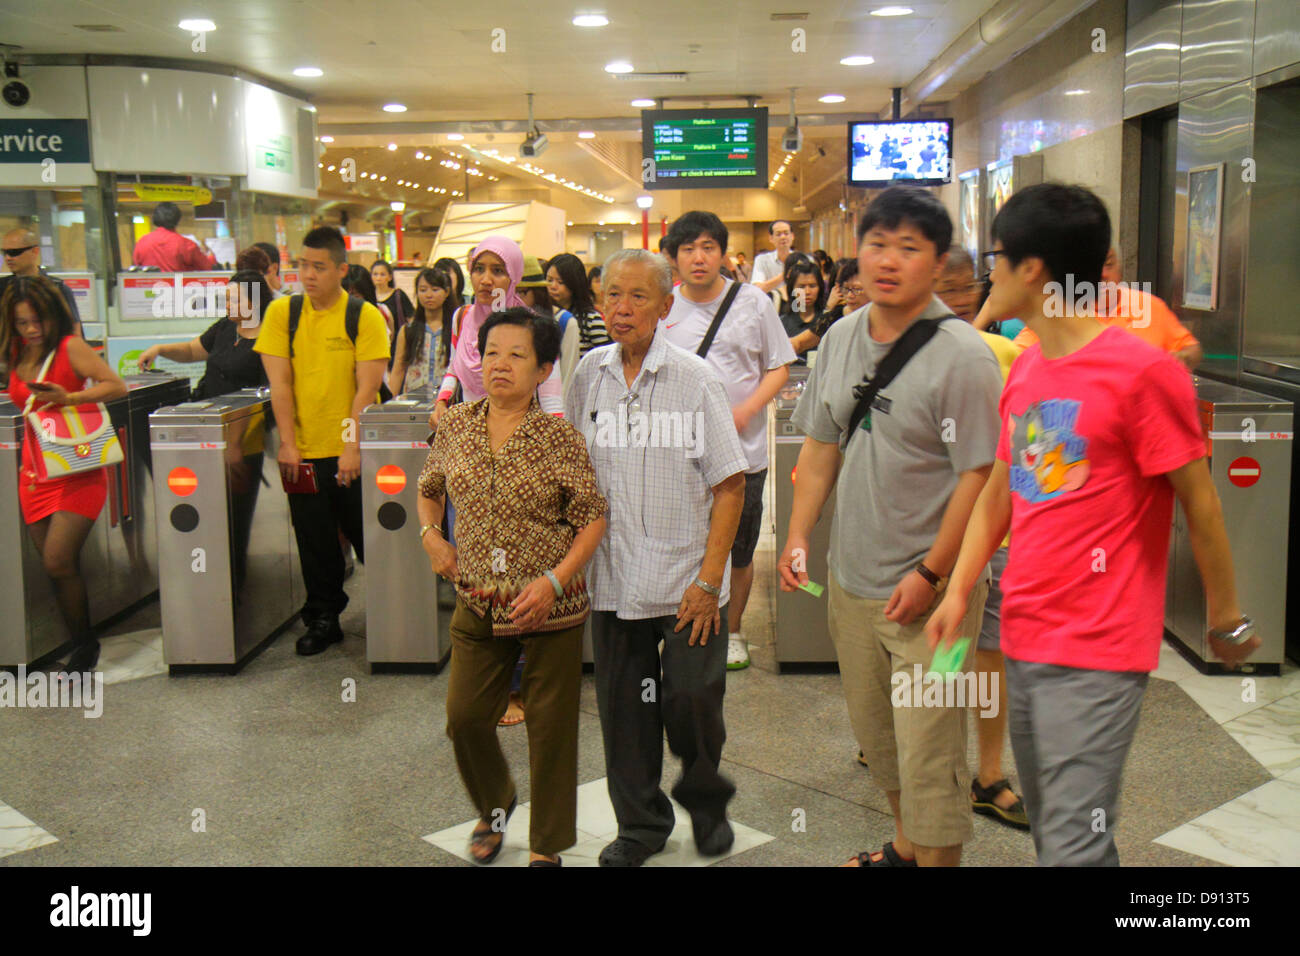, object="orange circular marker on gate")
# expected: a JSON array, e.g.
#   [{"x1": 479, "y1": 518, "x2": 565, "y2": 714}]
[
  {"x1": 376, "y1": 464, "x2": 406, "y2": 495},
  {"x1": 167, "y1": 466, "x2": 198, "y2": 496}
]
